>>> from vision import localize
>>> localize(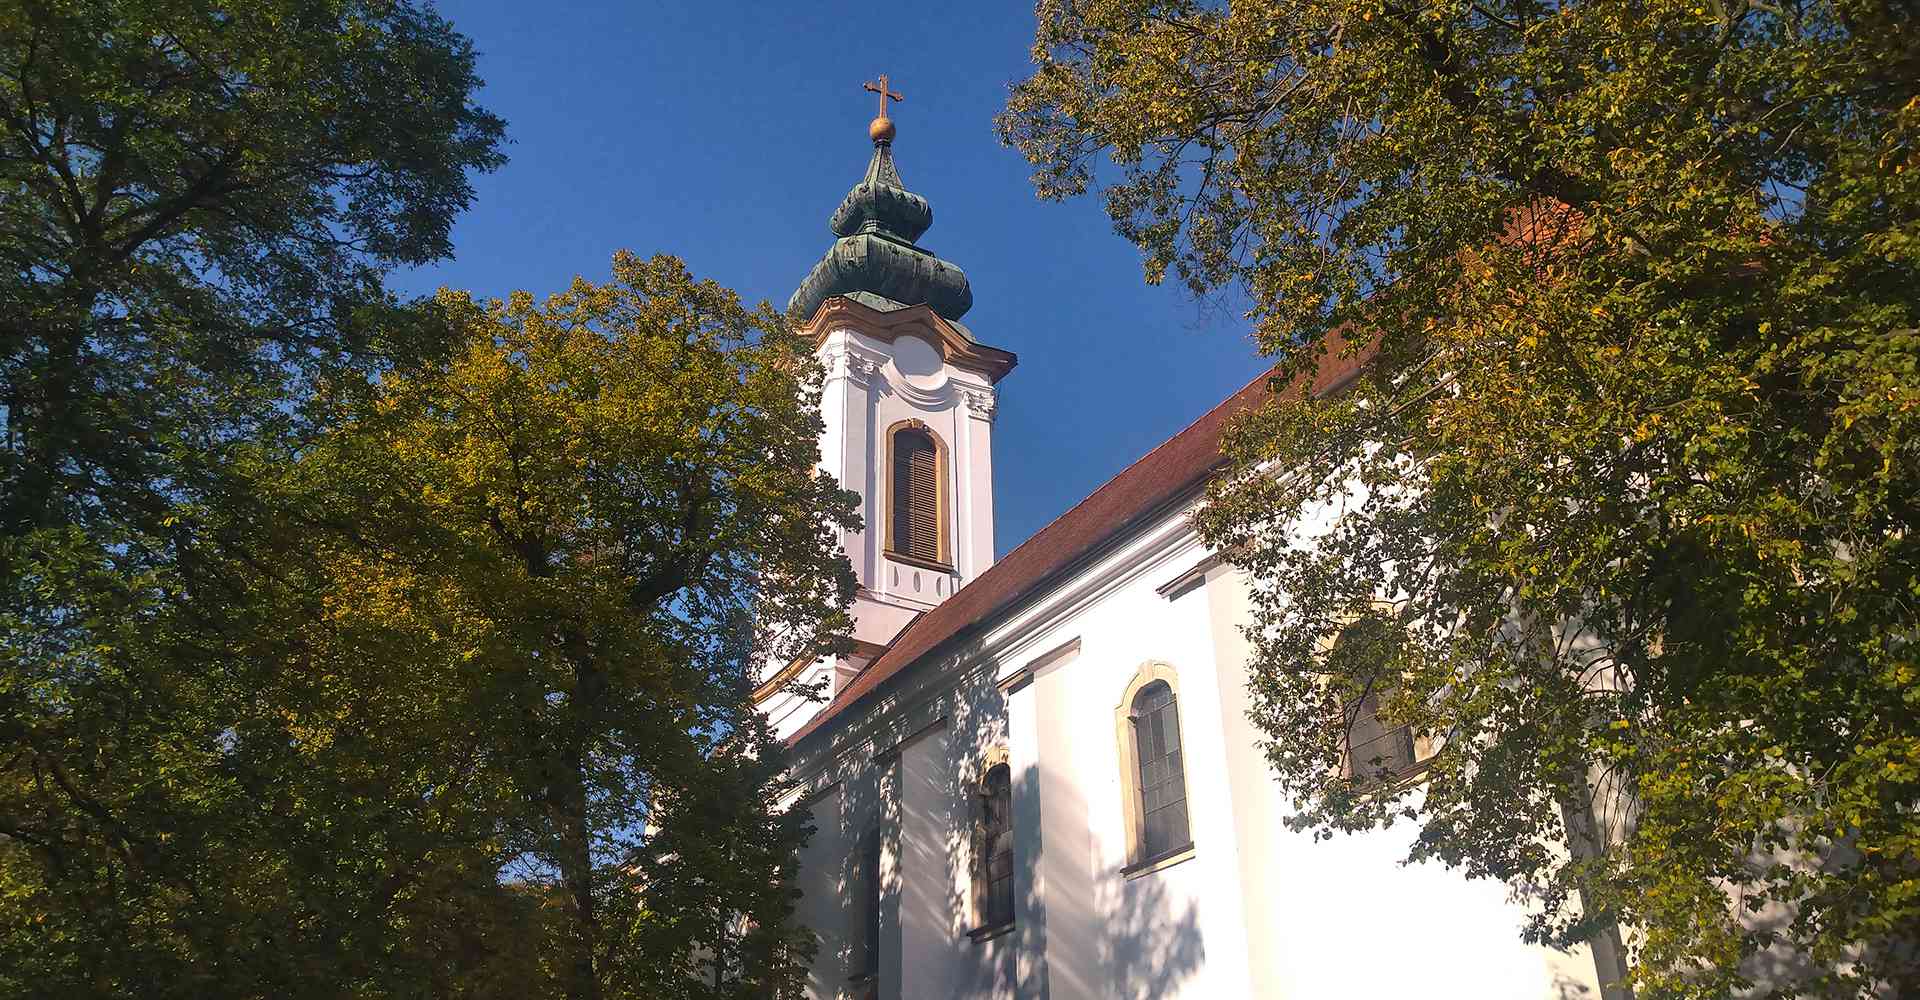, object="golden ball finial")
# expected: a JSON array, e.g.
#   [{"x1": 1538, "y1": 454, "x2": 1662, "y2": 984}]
[{"x1": 869, "y1": 114, "x2": 896, "y2": 145}]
